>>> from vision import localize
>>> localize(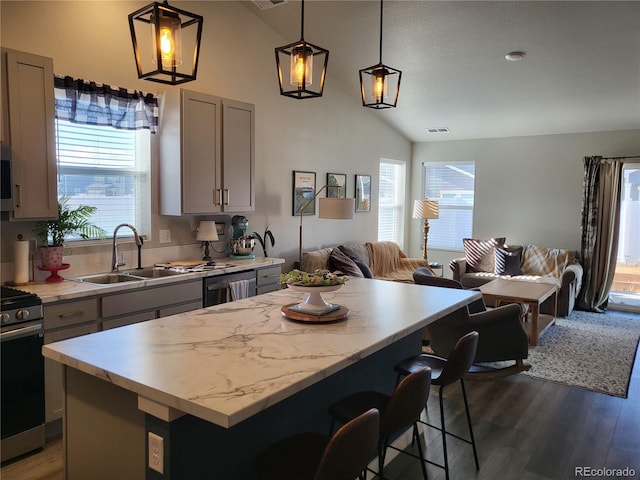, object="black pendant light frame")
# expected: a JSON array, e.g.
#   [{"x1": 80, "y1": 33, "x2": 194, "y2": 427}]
[
  {"x1": 359, "y1": 0, "x2": 402, "y2": 109},
  {"x1": 275, "y1": 0, "x2": 329, "y2": 99},
  {"x1": 129, "y1": 0, "x2": 203, "y2": 86}
]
